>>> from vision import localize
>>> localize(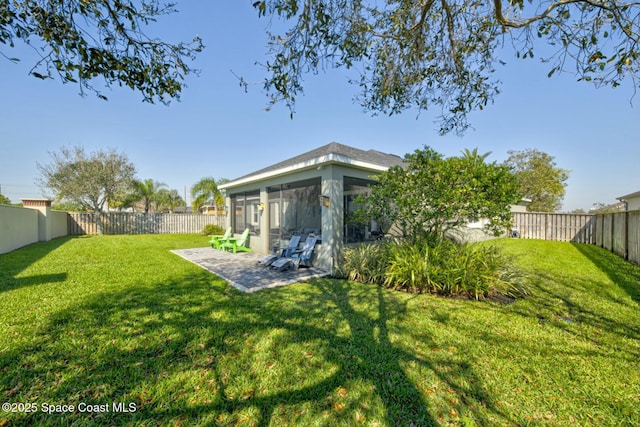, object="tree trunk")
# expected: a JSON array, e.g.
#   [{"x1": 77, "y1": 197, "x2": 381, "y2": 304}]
[{"x1": 94, "y1": 211, "x2": 103, "y2": 235}]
